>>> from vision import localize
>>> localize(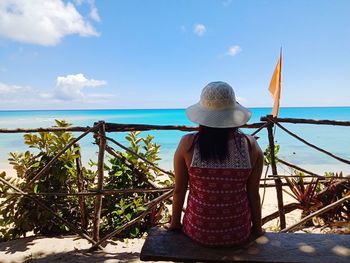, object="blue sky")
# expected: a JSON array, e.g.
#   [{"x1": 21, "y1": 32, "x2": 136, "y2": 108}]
[{"x1": 0, "y1": 0, "x2": 349, "y2": 110}]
